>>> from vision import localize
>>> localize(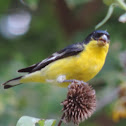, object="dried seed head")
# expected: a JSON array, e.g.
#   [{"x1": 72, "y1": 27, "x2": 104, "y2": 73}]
[{"x1": 61, "y1": 81, "x2": 96, "y2": 125}]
